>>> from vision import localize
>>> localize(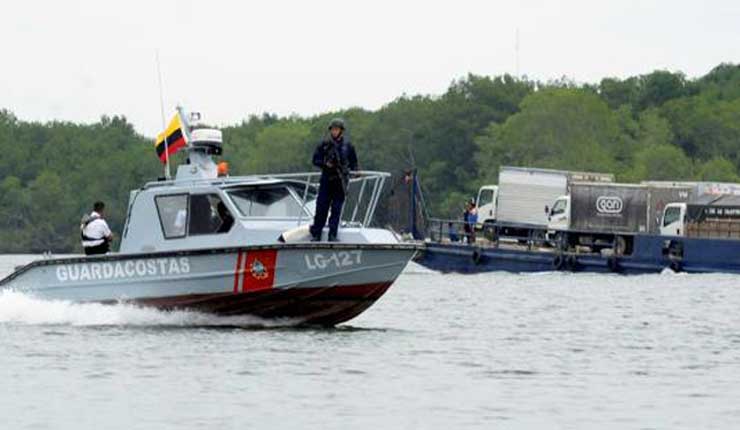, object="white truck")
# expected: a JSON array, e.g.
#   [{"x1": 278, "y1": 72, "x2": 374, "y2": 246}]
[
  {"x1": 661, "y1": 195, "x2": 740, "y2": 238},
  {"x1": 475, "y1": 166, "x2": 613, "y2": 240},
  {"x1": 634, "y1": 181, "x2": 740, "y2": 237}
]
